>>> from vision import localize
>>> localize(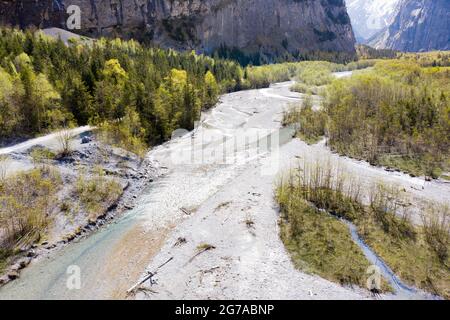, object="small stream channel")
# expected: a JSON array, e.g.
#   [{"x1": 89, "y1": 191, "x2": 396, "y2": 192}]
[
  {"x1": 318, "y1": 206, "x2": 441, "y2": 299},
  {"x1": 341, "y1": 218, "x2": 441, "y2": 300}
]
